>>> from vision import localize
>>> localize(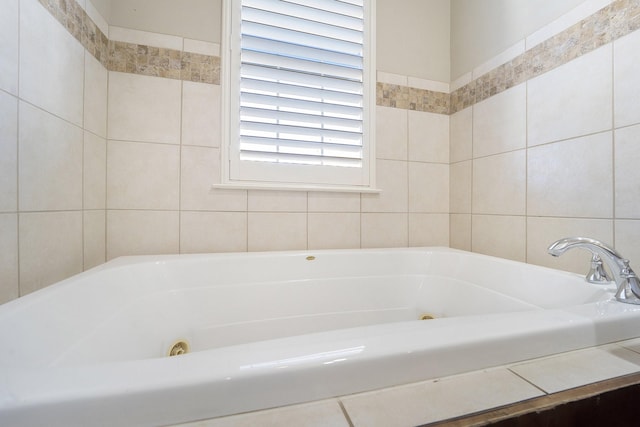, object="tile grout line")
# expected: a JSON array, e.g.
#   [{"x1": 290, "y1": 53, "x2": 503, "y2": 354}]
[
  {"x1": 611, "y1": 36, "x2": 617, "y2": 248},
  {"x1": 15, "y1": 0, "x2": 21, "y2": 297},
  {"x1": 506, "y1": 367, "x2": 549, "y2": 396},
  {"x1": 337, "y1": 399, "x2": 356, "y2": 427},
  {"x1": 178, "y1": 36, "x2": 184, "y2": 255}
]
